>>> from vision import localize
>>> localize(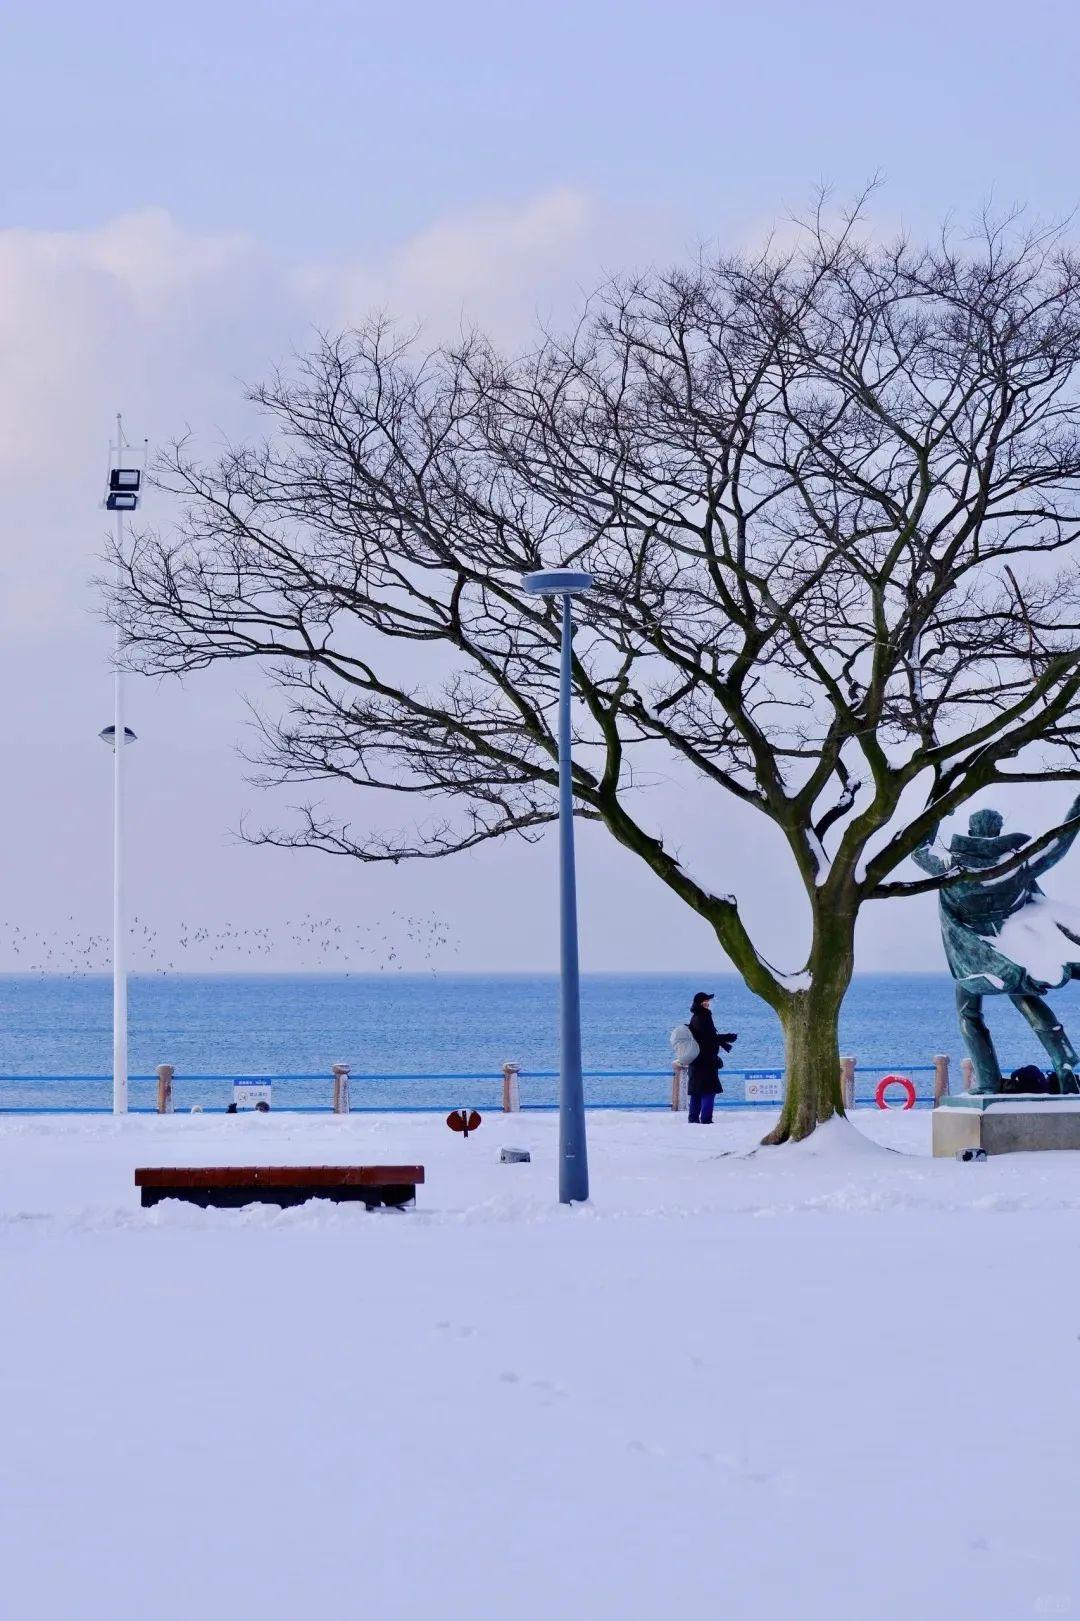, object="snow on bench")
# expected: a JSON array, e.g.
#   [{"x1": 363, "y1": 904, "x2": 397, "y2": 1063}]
[{"x1": 134, "y1": 1165, "x2": 425, "y2": 1210}]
